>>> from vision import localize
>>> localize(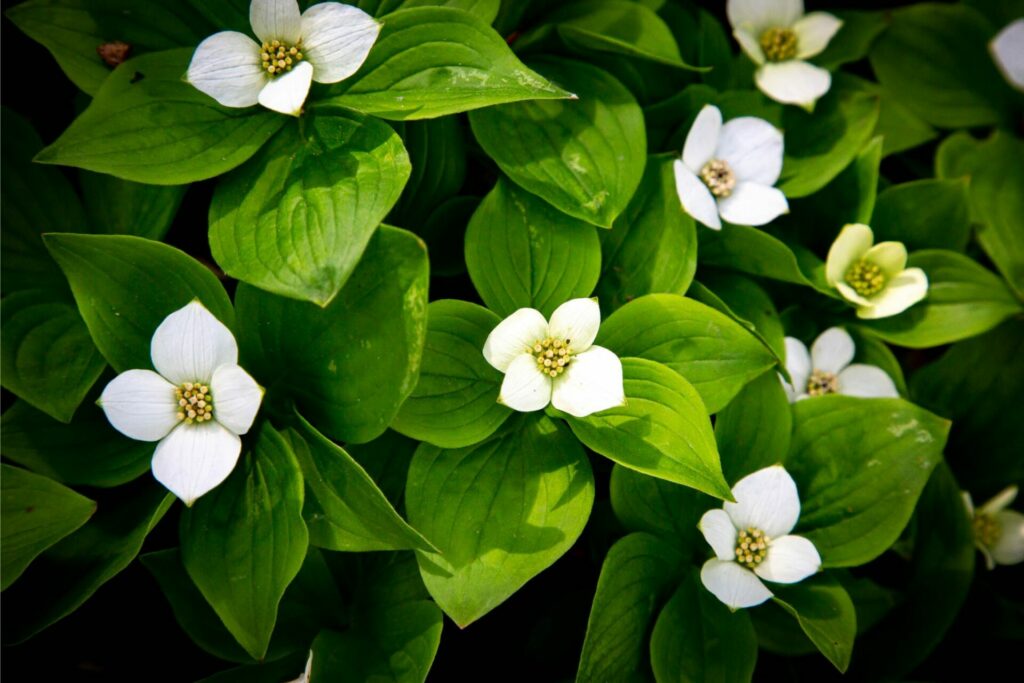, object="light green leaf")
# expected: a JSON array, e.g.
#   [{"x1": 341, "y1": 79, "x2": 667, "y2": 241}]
[
  {"x1": 871, "y1": 179, "x2": 971, "y2": 251},
  {"x1": 699, "y1": 224, "x2": 831, "y2": 293},
  {"x1": 357, "y1": 0, "x2": 499, "y2": 23},
  {"x1": 79, "y1": 171, "x2": 185, "y2": 241},
  {"x1": 770, "y1": 574, "x2": 857, "y2": 672}
]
